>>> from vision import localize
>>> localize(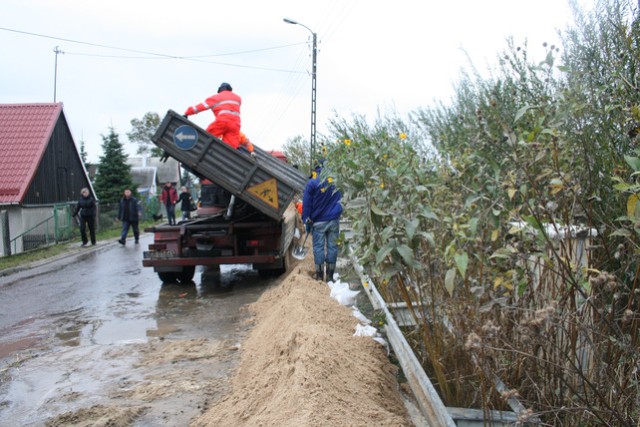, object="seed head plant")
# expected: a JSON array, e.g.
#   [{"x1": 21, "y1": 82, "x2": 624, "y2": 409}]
[{"x1": 320, "y1": 1, "x2": 640, "y2": 425}]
